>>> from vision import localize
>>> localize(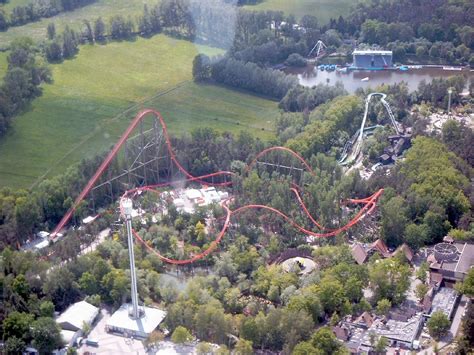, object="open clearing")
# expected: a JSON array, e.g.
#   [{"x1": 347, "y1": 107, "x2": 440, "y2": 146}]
[
  {"x1": 0, "y1": 0, "x2": 157, "y2": 47},
  {"x1": 0, "y1": 35, "x2": 279, "y2": 189},
  {"x1": 244, "y1": 0, "x2": 354, "y2": 23}
]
